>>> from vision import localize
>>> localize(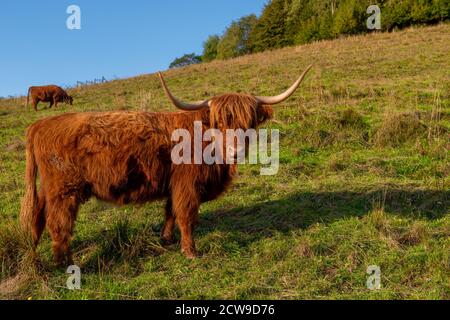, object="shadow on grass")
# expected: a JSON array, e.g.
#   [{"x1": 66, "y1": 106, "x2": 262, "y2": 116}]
[
  {"x1": 70, "y1": 220, "x2": 166, "y2": 273},
  {"x1": 70, "y1": 188, "x2": 448, "y2": 271},
  {"x1": 199, "y1": 188, "x2": 449, "y2": 237}
]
